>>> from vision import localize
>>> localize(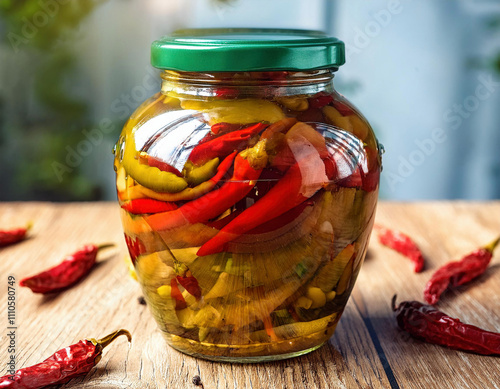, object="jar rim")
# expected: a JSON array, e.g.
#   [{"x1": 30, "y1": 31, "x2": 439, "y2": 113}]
[{"x1": 151, "y1": 28, "x2": 345, "y2": 72}]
